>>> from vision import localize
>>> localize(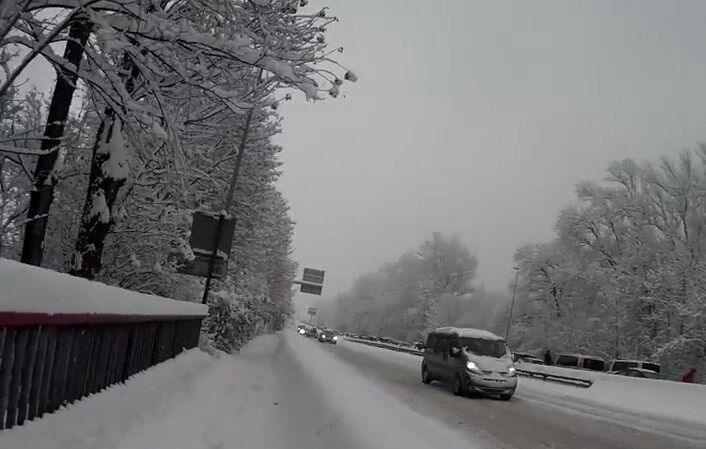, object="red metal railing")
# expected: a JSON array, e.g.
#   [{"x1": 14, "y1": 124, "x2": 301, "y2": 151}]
[{"x1": 0, "y1": 313, "x2": 204, "y2": 430}]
